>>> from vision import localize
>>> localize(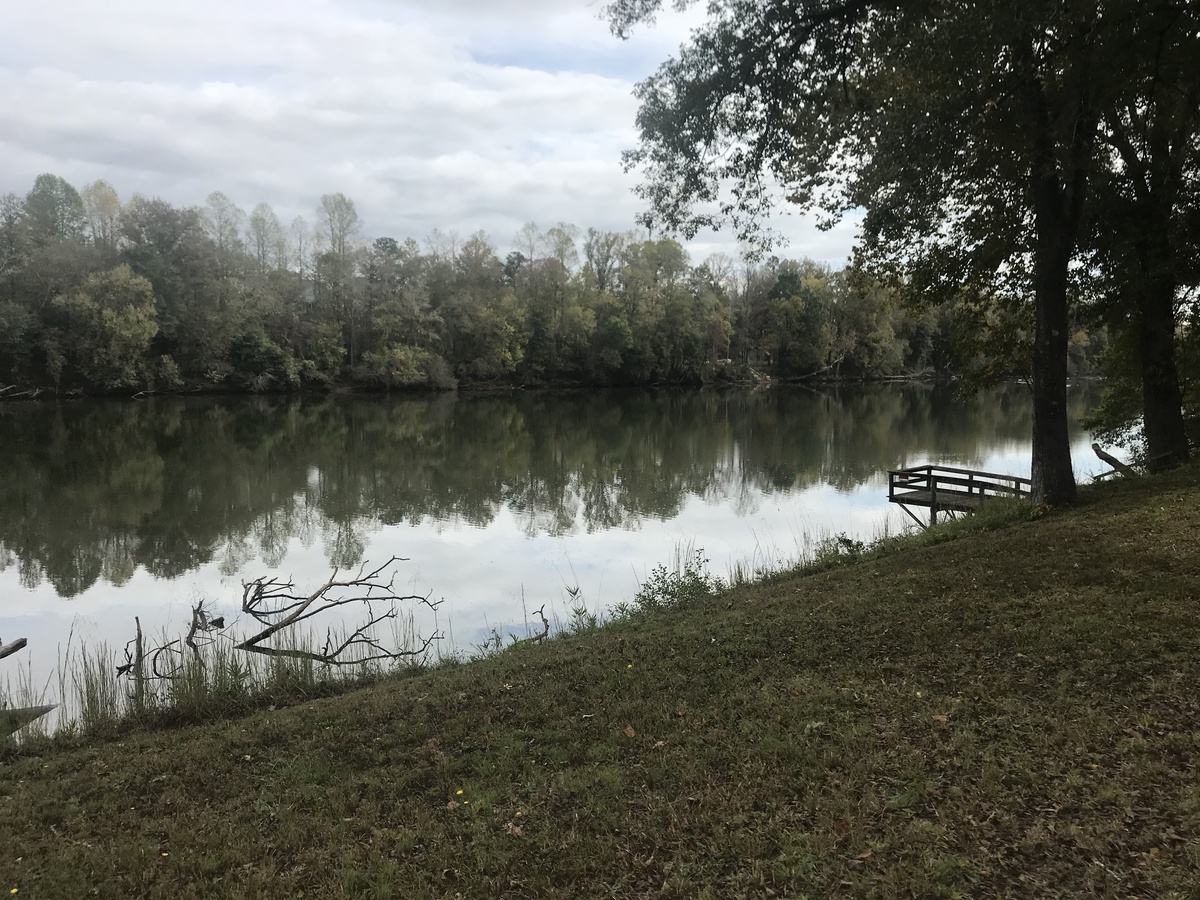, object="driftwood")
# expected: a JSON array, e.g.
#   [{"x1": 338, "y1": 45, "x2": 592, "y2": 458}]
[
  {"x1": 1, "y1": 705, "x2": 56, "y2": 738},
  {"x1": 0, "y1": 637, "x2": 29, "y2": 660},
  {"x1": 1092, "y1": 443, "x2": 1138, "y2": 479},
  {"x1": 185, "y1": 602, "x2": 225, "y2": 656},
  {"x1": 112, "y1": 559, "x2": 440, "y2": 700},
  {"x1": 117, "y1": 602, "x2": 226, "y2": 687},
  {"x1": 235, "y1": 557, "x2": 441, "y2": 665},
  {"x1": 1, "y1": 637, "x2": 56, "y2": 737},
  {"x1": 0, "y1": 386, "x2": 40, "y2": 400}
]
